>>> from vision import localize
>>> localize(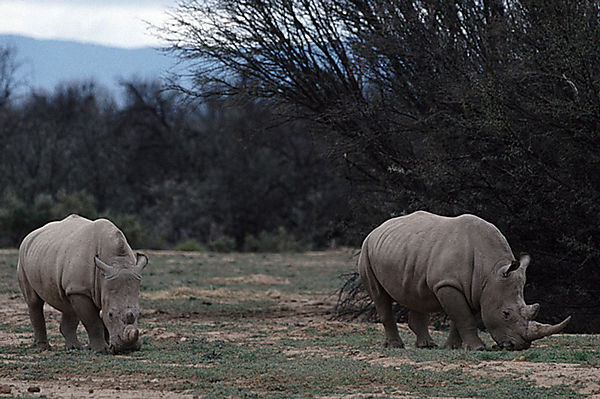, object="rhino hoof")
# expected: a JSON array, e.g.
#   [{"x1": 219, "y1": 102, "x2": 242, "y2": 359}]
[
  {"x1": 416, "y1": 341, "x2": 438, "y2": 349},
  {"x1": 384, "y1": 340, "x2": 405, "y2": 349},
  {"x1": 33, "y1": 341, "x2": 50, "y2": 350},
  {"x1": 86, "y1": 345, "x2": 109, "y2": 354},
  {"x1": 467, "y1": 344, "x2": 486, "y2": 351}
]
